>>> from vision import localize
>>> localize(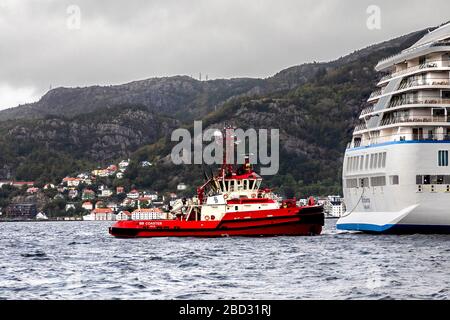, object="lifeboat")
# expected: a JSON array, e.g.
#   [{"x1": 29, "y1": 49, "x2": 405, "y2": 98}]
[{"x1": 109, "y1": 128, "x2": 324, "y2": 238}]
